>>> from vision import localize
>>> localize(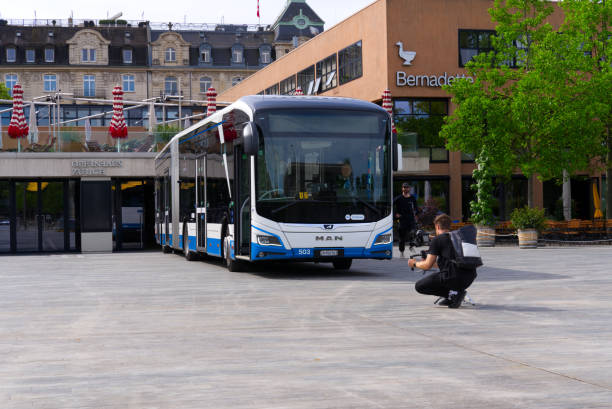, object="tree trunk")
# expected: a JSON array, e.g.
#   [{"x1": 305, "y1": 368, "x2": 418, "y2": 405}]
[
  {"x1": 527, "y1": 176, "x2": 534, "y2": 208},
  {"x1": 607, "y1": 128, "x2": 612, "y2": 219},
  {"x1": 563, "y1": 169, "x2": 571, "y2": 221}
]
